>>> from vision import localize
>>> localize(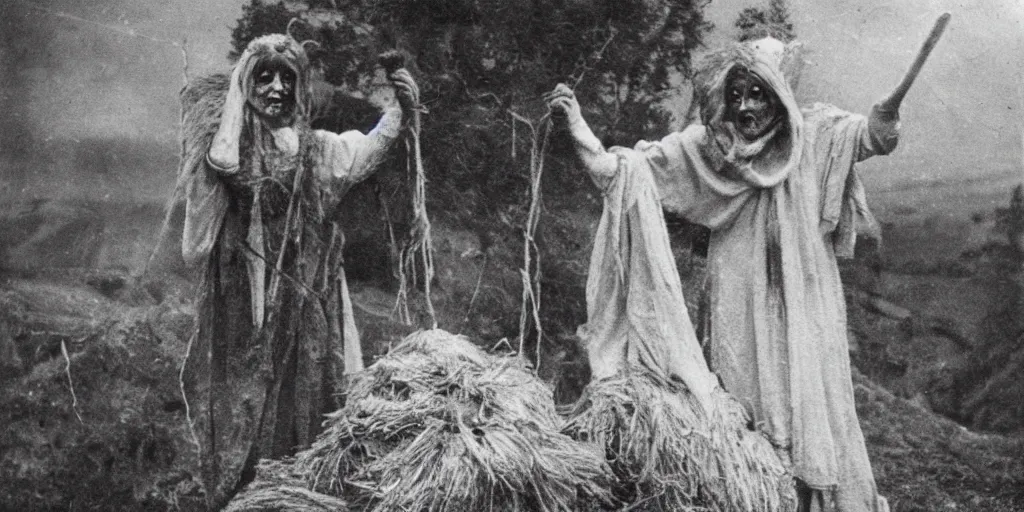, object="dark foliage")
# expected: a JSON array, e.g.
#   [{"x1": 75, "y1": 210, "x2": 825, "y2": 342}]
[
  {"x1": 226, "y1": 0, "x2": 713, "y2": 349},
  {"x1": 735, "y1": 0, "x2": 796, "y2": 42}
]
